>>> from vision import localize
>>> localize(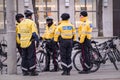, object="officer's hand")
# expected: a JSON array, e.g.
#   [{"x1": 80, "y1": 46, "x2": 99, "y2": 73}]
[
  {"x1": 39, "y1": 36, "x2": 43, "y2": 41},
  {"x1": 53, "y1": 41, "x2": 58, "y2": 49},
  {"x1": 73, "y1": 41, "x2": 77, "y2": 47},
  {"x1": 54, "y1": 41, "x2": 57, "y2": 44}
]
